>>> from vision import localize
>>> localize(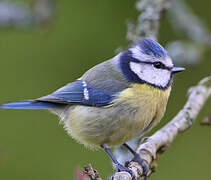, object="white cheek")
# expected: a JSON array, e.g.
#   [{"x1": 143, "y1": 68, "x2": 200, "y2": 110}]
[
  {"x1": 130, "y1": 62, "x2": 171, "y2": 87},
  {"x1": 129, "y1": 61, "x2": 142, "y2": 75}
]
